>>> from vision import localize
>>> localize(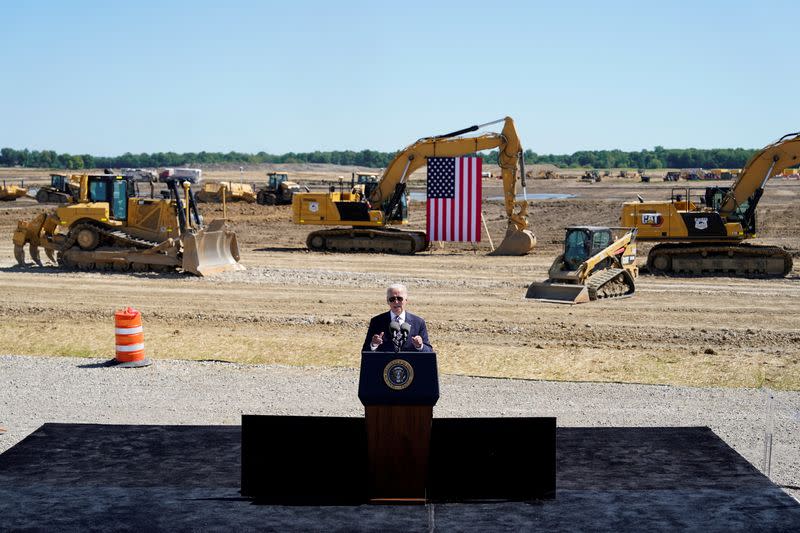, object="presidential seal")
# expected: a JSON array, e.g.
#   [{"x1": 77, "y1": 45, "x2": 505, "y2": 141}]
[{"x1": 383, "y1": 359, "x2": 414, "y2": 390}]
